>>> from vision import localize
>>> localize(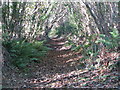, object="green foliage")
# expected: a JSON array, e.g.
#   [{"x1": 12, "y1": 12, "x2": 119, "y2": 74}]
[
  {"x1": 56, "y1": 22, "x2": 77, "y2": 36},
  {"x1": 72, "y1": 34, "x2": 99, "y2": 57},
  {"x1": 71, "y1": 34, "x2": 100, "y2": 68},
  {"x1": 96, "y1": 28, "x2": 120, "y2": 51},
  {"x1": 71, "y1": 29, "x2": 119, "y2": 69},
  {"x1": 2, "y1": 40, "x2": 50, "y2": 71},
  {"x1": 49, "y1": 29, "x2": 58, "y2": 38},
  {"x1": 71, "y1": 45, "x2": 82, "y2": 52},
  {"x1": 109, "y1": 28, "x2": 119, "y2": 38},
  {"x1": 78, "y1": 63, "x2": 86, "y2": 69}
]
